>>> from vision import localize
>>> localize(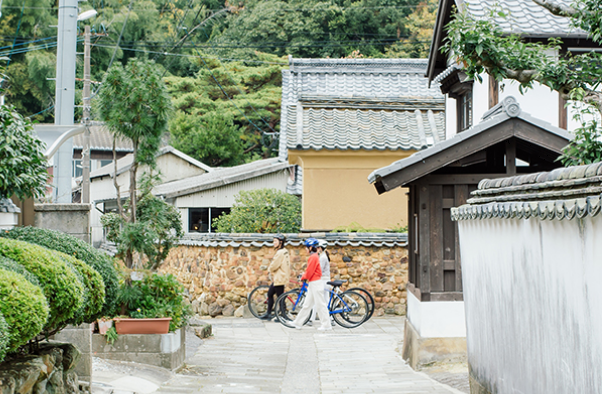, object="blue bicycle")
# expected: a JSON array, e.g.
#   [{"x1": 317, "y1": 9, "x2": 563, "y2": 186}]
[{"x1": 274, "y1": 279, "x2": 370, "y2": 329}]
